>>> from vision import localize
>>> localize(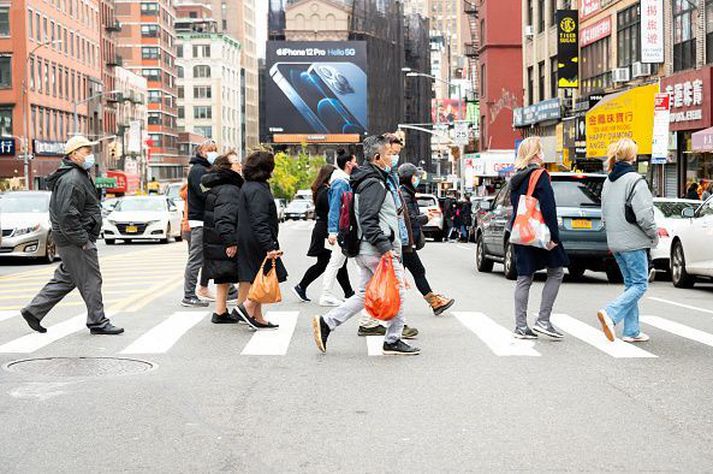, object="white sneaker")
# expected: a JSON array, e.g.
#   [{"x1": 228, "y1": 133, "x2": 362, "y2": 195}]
[
  {"x1": 623, "y1": 332, "x2": 650, "y2": 343},
  {"x1": 319, "y1": 294, "x2": 344, "y2": 307},
  {"x1": 597, "y1": 309, "x2": 616, "y2": 342}
]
